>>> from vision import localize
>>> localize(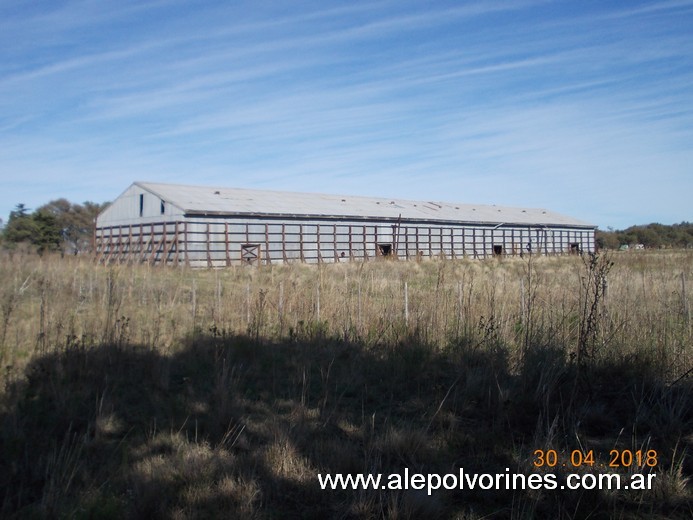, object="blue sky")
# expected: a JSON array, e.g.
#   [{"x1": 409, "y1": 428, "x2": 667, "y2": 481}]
[{"x1": 1, "y1": 0, "x2": 691, "y2": 230}]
